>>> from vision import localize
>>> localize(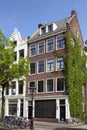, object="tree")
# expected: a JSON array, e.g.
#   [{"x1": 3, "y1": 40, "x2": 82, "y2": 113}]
[
  {"x1": 0, "y1": 29, "x2": 29, "y2": 119},
  {"x1": 64, "y1": 31, "x2": 86, "y2": 120}
]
